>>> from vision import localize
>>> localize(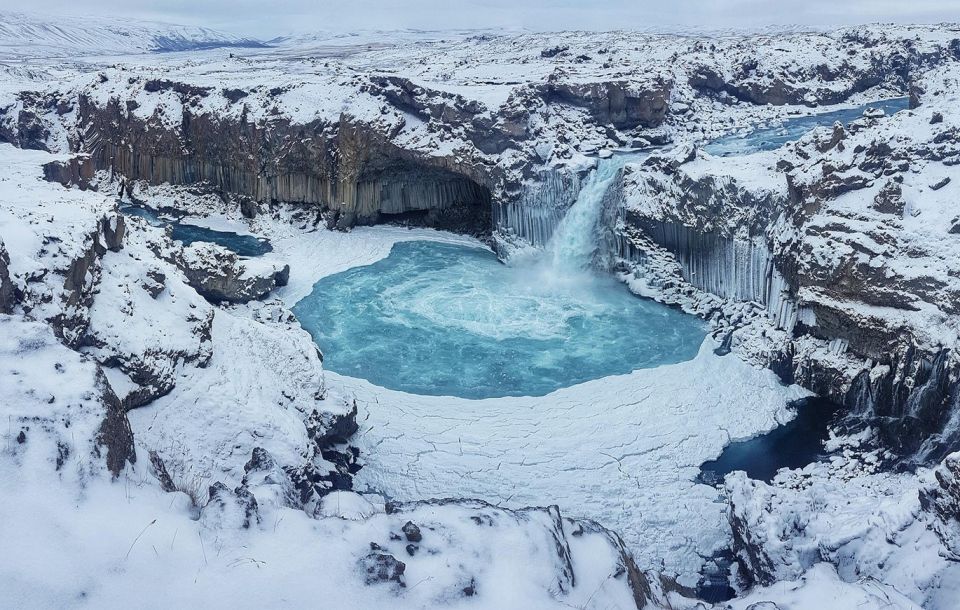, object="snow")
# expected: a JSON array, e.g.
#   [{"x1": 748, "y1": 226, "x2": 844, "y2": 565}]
[
  {"x1": 724, "y1": 445, "x2": 960, "y2": 608},
  {"x1": 224, "y1": 210, "x2": 805, "y2": 584},
  {"x1": 0, "y1": 465, "x2": 647, "y2": 609},
  {"x1": 127, "y1": 301, "x2": 349, "y2": 488},
  {"x1": 341, "y1": 342, "x2": 804, "y2": 585},
  {"x1": 723, "y1": 563, "x2": 923, "y2": 610},
  {"x1": 0, "y1": 140, "x2": 654, "y2": 610},
  {"x1": 0, "y1": 10, "x2": 263, "y2": 59}
]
